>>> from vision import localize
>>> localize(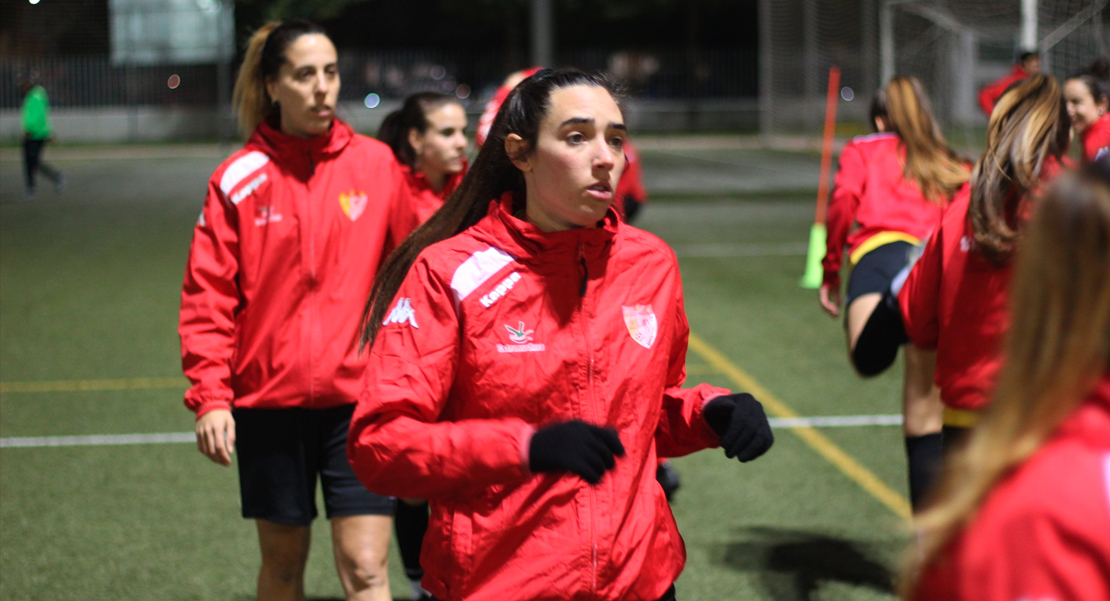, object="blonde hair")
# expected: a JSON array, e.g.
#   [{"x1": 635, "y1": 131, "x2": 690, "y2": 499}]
[
  {"x1": 901, "y1": 164, "x2": 1110, "y2": 598},
  {"x1": 231, "y1": 20, "x2": 330, "y2": 138},
  {"x1": 968, "y1": 74, "x2": 1071, "y2": 264},
  {"x1": 873, "y1": 76, "x2": 970, "y2": 202},
  {"x1": 232, "y1": 22, "x2": 280, "y2": 138}
]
